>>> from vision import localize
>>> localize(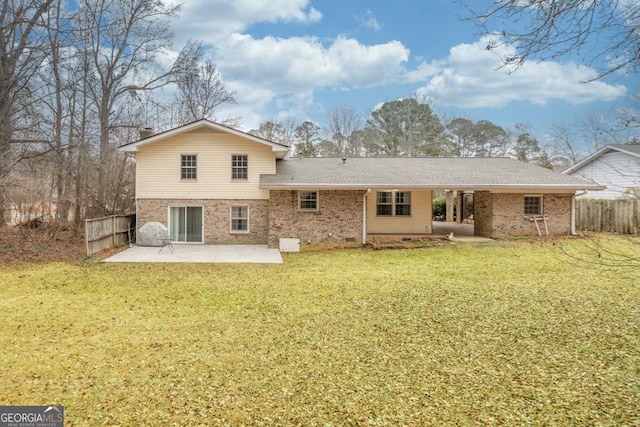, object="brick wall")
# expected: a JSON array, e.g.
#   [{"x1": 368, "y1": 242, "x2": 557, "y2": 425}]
[
  {"x1": 268, "y1": 190, "x2": 365, "y2": 246},
  {"x1": 474, "y1": 192, "x2": 573, "y2": 237},
  {"x1": 473, "y1": 191, "x2": 493, "y2": 237},
  {"x1": 137, "y1": 199, "x2": 269, "y2": 244}
]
